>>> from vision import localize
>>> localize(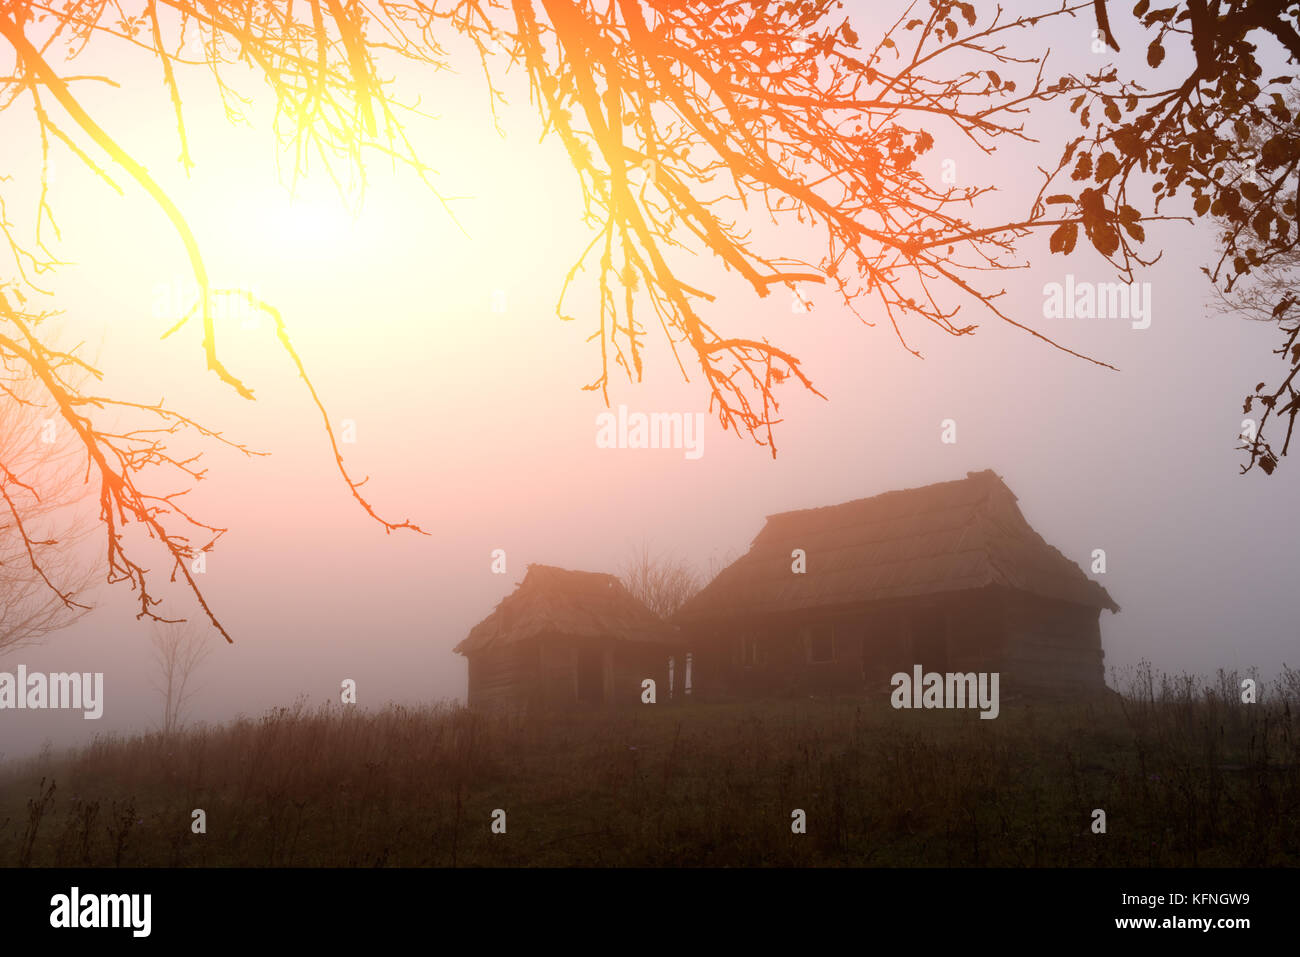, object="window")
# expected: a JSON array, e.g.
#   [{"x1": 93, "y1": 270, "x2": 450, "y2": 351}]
[{"x1": 805, "y1": 623, "x2": 834, "y2": 663}]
